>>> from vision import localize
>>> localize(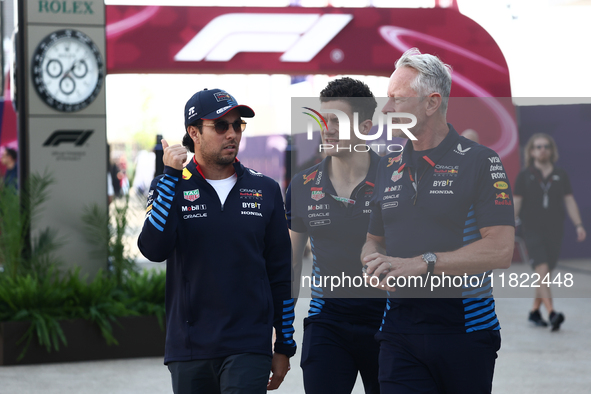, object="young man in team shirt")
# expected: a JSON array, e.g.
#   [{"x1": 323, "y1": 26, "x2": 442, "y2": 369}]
[{"x1": 287, "y1": 77, "x2": 384, "y2": 394}]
